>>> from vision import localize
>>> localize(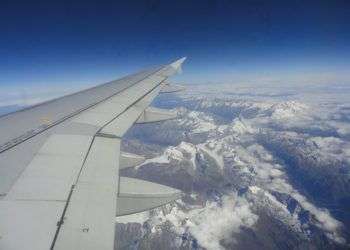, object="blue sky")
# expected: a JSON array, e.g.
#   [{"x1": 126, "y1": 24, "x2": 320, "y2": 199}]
[{"x1": 1, "y1": 0, "x2": 350, "y2": 93}]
